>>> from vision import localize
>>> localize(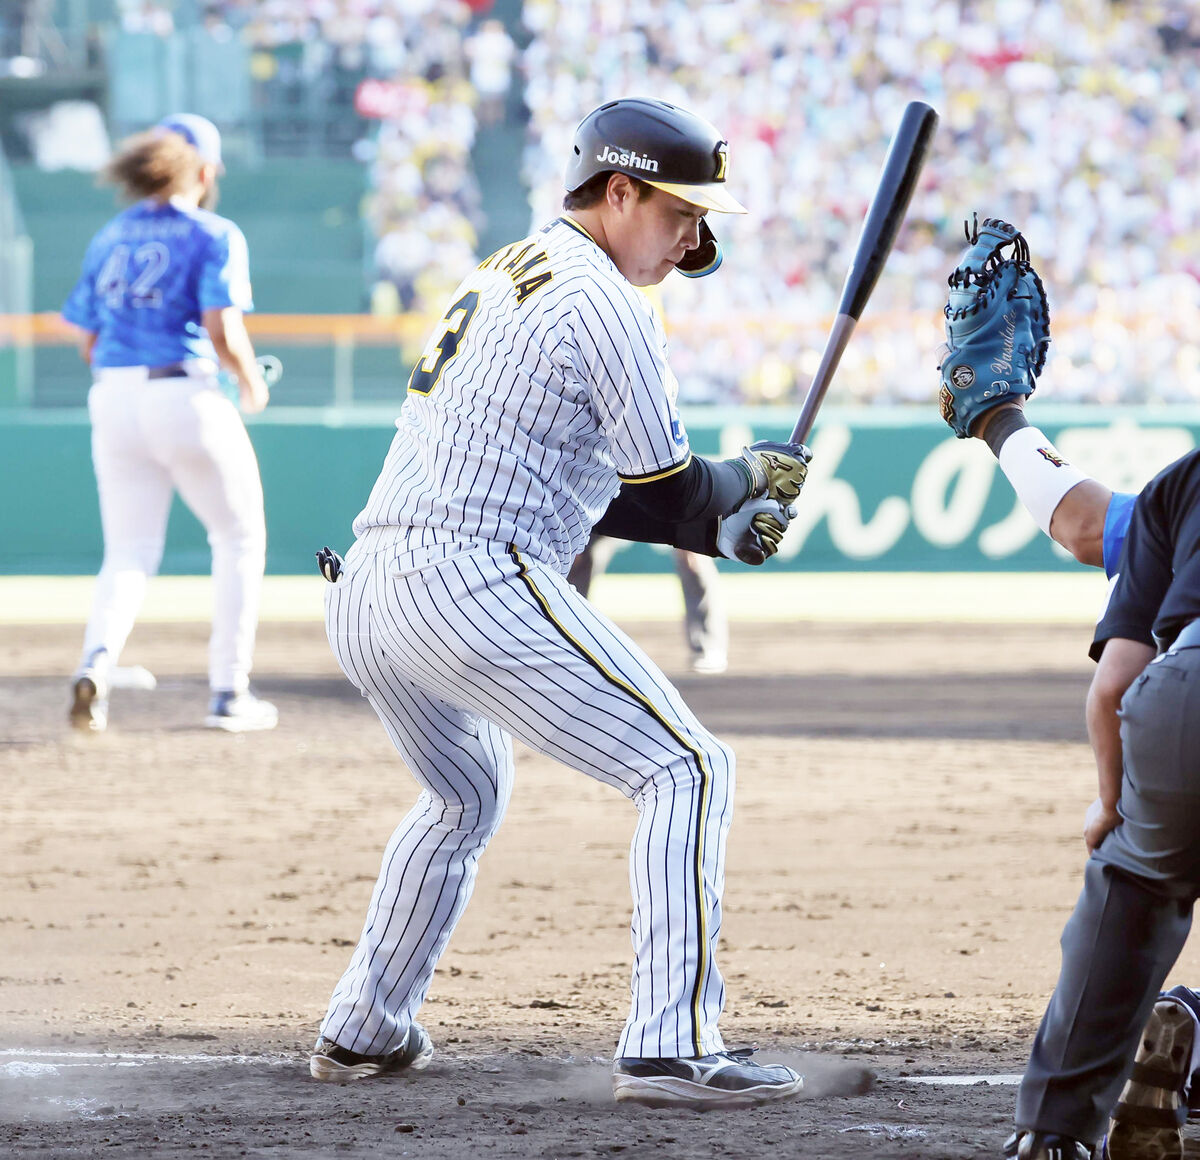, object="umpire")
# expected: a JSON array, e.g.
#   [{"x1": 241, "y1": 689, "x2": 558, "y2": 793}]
[{"x1": 1008, "y1": 449, "x2": 1200, "y2": 1160}]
